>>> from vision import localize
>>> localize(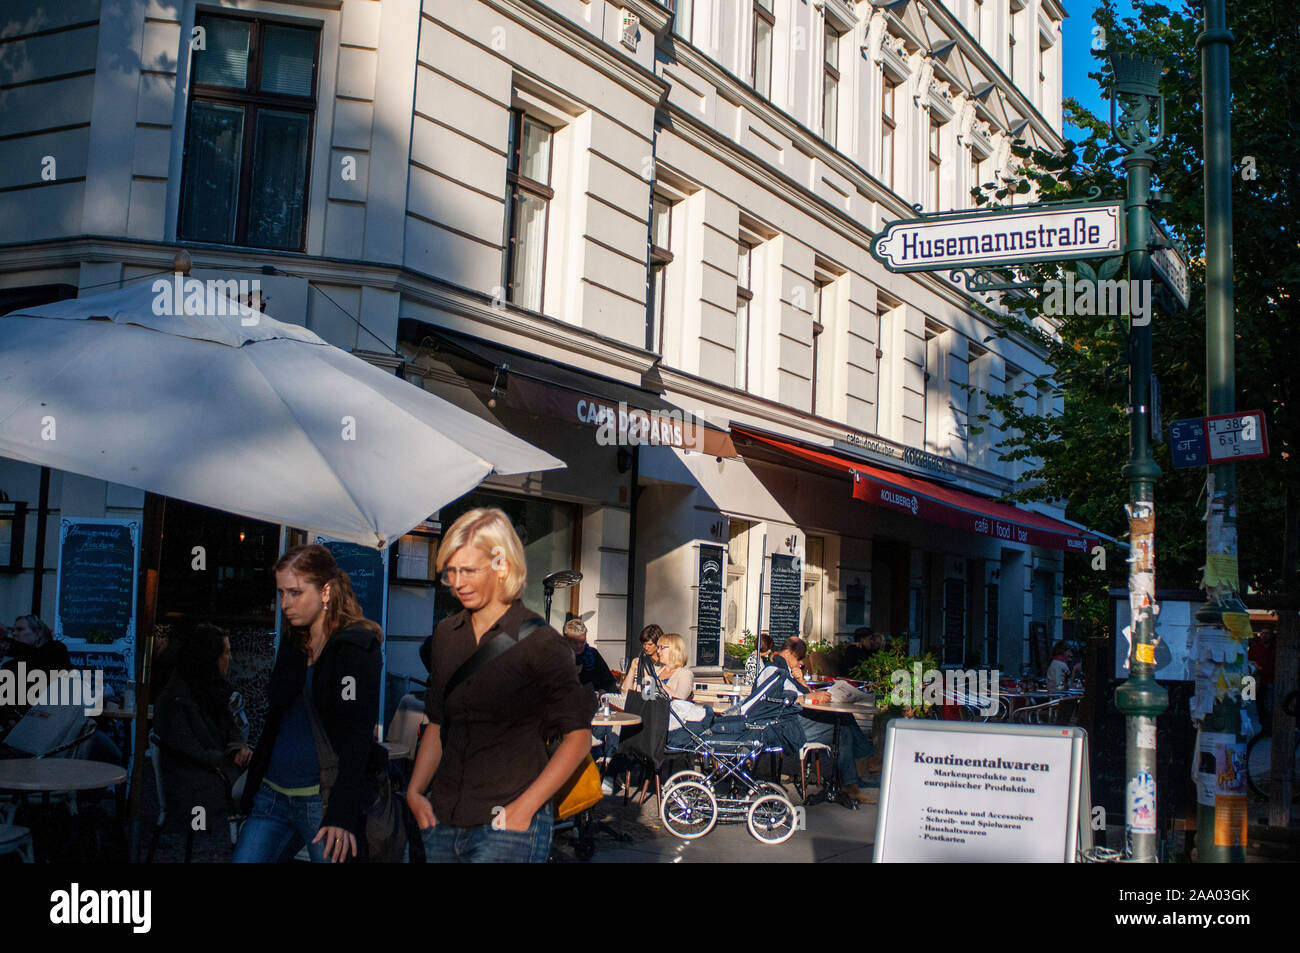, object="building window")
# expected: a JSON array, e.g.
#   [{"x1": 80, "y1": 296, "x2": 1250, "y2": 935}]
[
  {"x1": 811, "y1": 281, "x2": 826, "y2": 415},
  {"x1": 924, "y1": 321, "x2": 942, "y2": 453},
  {"x1": 736, "y1": 240, "x2": 754, "y2": 391},
  {"x1": 178, "y1": 12, "x2": 320, "y2": 250},
  {"x1": 881, "y1": 77, "x2": 897, "y2": 189},
  {"x1": 504, "y1": 110, "x2": 555, "y2": 313},
  {"x1": 647, "y1": 193, "x2": 674, "y2": 353},
  {"x1": 672, "y1": 0, "x2": 693, "y2": 41},
  {"x1": 822, "y1": 21, "x2": 841, "y2": 147},
  {"x1": 752, "y1": 0, "x2": 774, "y2": 97},
  {"x1": 929, "y1": 118, "x2": 942, "y2": 211},
  {"x1": 971, "y1": 150, "x2": 985, "y2": 204}
]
